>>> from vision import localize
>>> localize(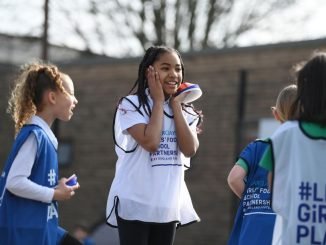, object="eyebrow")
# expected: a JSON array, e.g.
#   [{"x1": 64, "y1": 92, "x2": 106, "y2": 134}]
[{"x1": 160, "y1": 63, "x2": 181, "y2": 67}]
